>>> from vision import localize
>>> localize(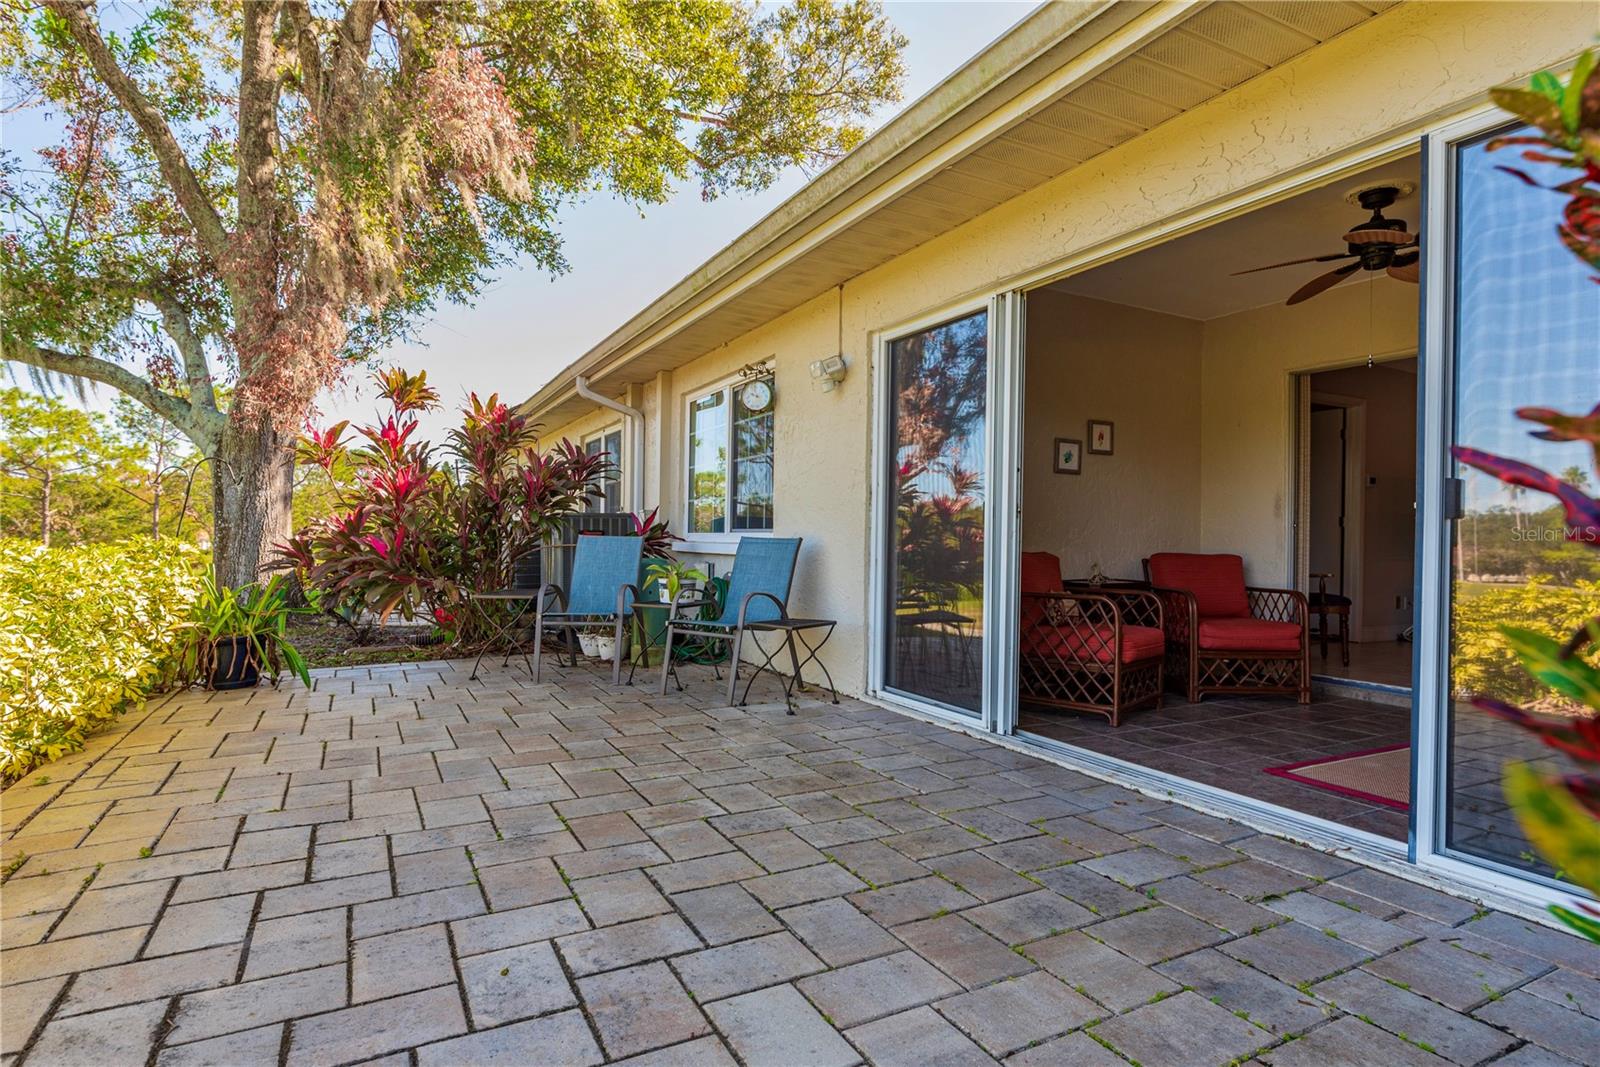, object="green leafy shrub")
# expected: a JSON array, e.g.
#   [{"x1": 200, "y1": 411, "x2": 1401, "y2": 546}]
[
  {"x1": 1452, "y1": 579, "x2": 1600, "y2": 706},
  {"x1": 0, "y1": 538, "x2": 202, "y2": 780}
]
